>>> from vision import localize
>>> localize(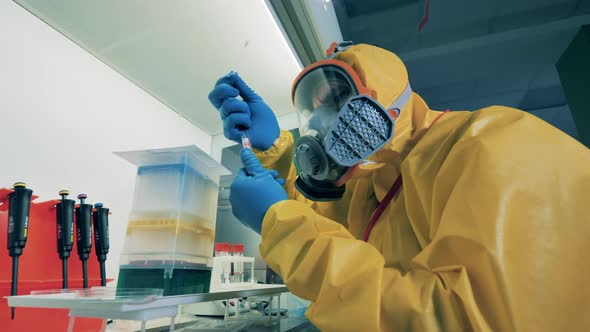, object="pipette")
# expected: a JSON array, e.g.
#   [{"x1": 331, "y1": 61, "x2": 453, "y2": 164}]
[
  {"x1": 241, "y1": 131, "x2": 252, "y2": 150},
  {"x1": 75, "y1": 194, "x2": 93, "y2": 288},
  {"x1": 7, "y1": 182, "x2": 33, "y2": 319},
  {"x1": 56, "y1": 190, "x2": 75, "y2": 289},
  {"x1": 92, "y1": 203, "x2": 110, "y2": 286}
]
